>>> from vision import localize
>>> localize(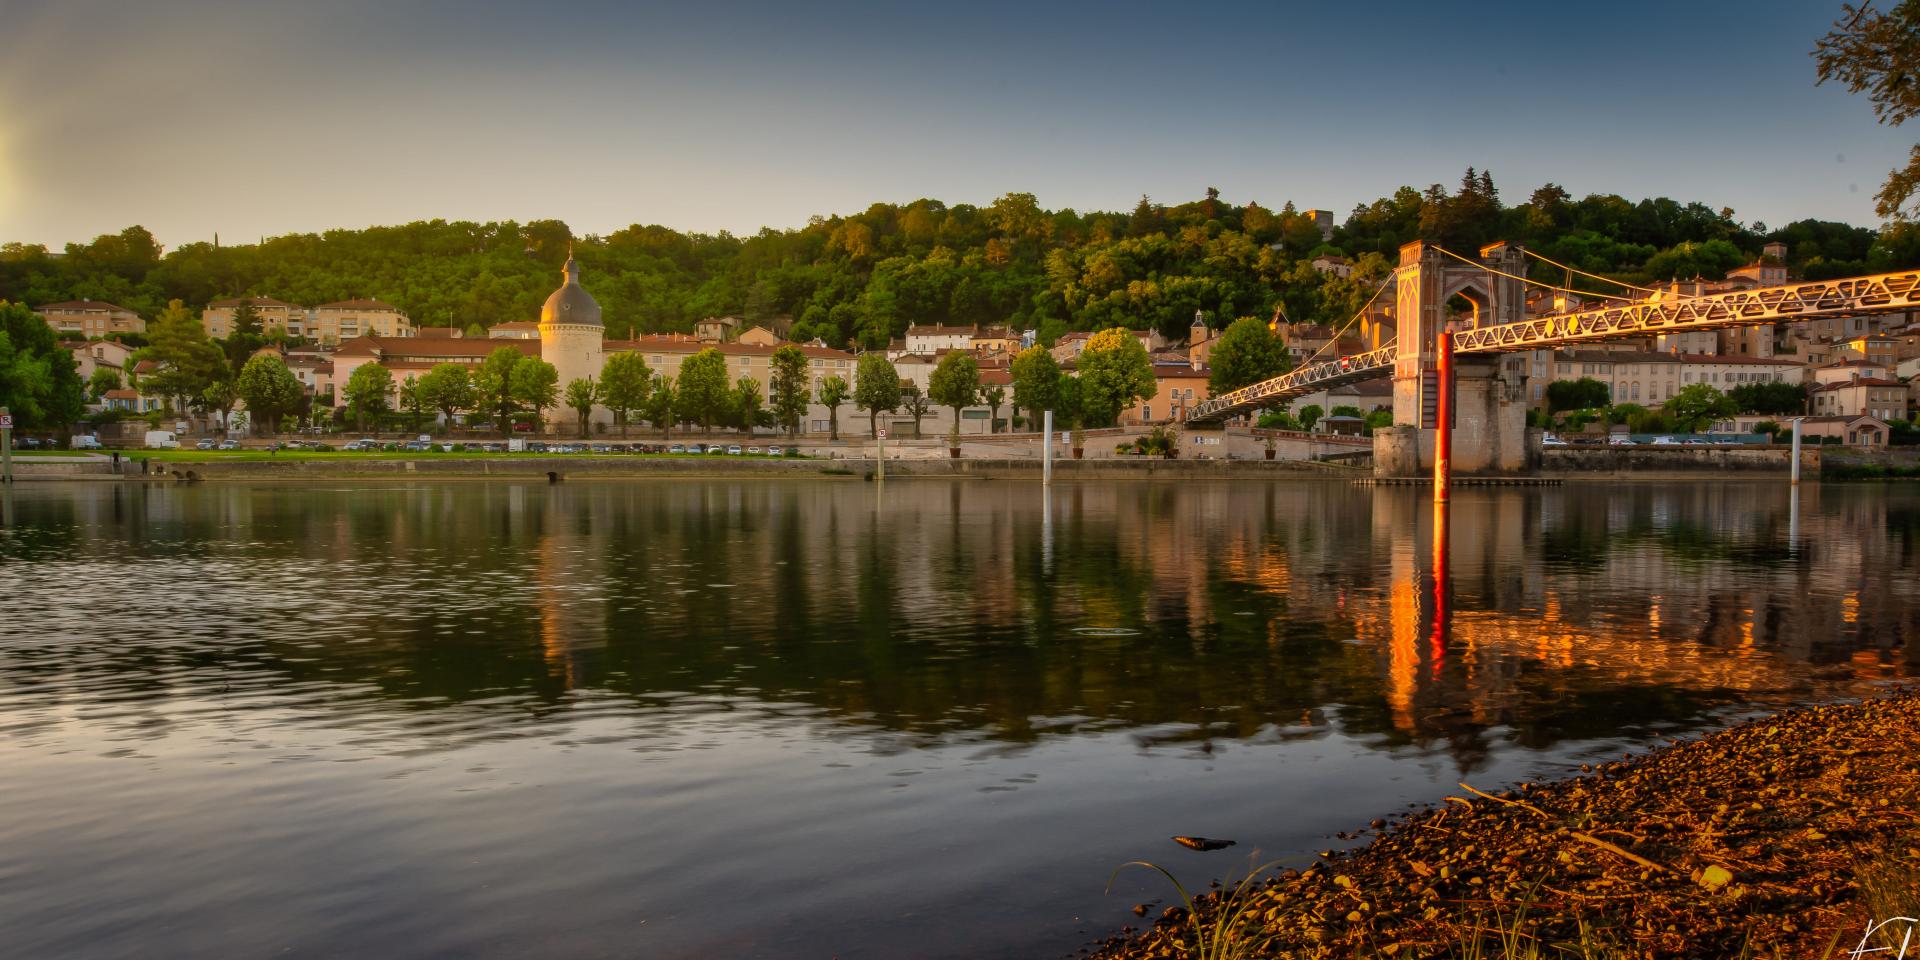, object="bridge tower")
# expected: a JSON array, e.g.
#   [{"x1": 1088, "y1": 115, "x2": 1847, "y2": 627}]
[{"x1": 1376, "y1": 240, "x2": 1536, "y2": 477}]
